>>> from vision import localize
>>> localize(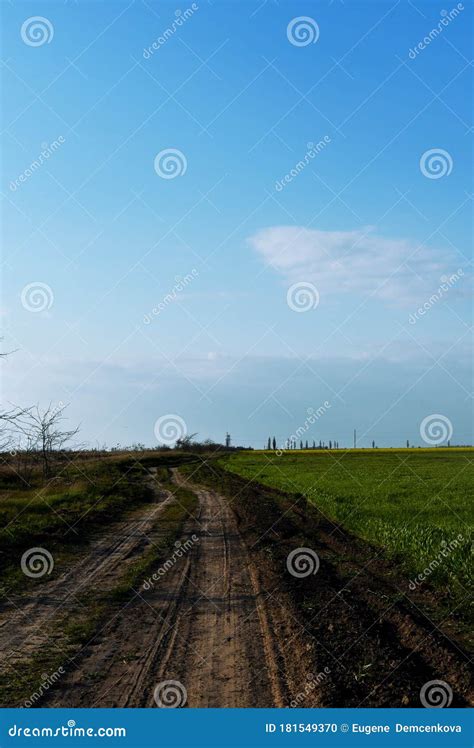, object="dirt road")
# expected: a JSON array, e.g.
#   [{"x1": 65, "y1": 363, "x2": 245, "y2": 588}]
[
  {"x1": 42, "y1": 471, "x2": 311, "y2": 707},
  {"x1": 0, "y1": 471, "x2": 173, "y2": 688},
  {"x1": 2, "y1": 466, "x2": 470, "y2": 708}
]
